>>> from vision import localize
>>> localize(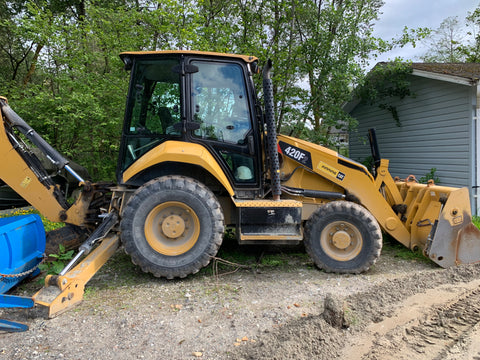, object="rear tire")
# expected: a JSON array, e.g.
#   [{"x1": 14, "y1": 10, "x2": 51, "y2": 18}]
[
  {"x1": 304, "y1": 201, "x2": 382, "y2": 274},
  {"x1": 120, "y1": 176, "x2": 225, "y2": 279}
]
